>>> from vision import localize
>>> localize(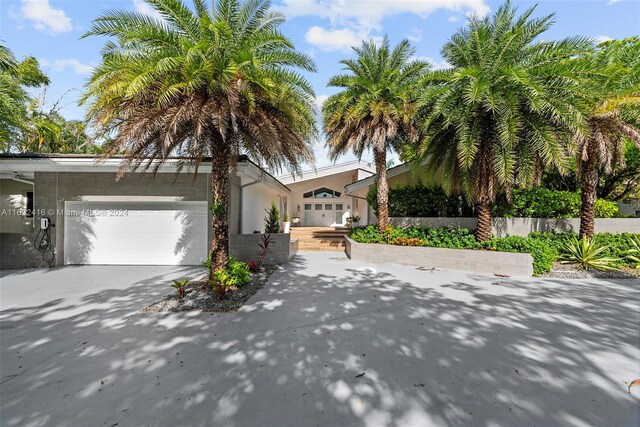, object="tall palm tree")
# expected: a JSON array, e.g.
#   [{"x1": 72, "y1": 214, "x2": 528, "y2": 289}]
[
  {"x1": 416, "y1": 1, "x2": 592, "y2": 241},
  {"x1": 323, "y1": 36, "x2": 428, "y2": 230},
  {"x1": 82, "y1": 0, "x2": 317, "y2": 278},
  {"x1": 577, "y1": 37, "x2": 640, "y2": 238}
]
